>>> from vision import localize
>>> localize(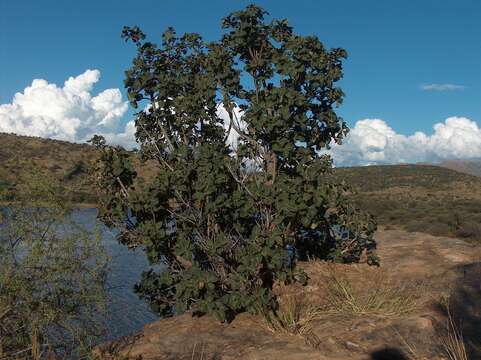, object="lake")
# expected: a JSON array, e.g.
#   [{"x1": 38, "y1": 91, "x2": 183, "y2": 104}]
[{"x1": 71, "y1": 208, "x2": 159, "y2": 341}]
